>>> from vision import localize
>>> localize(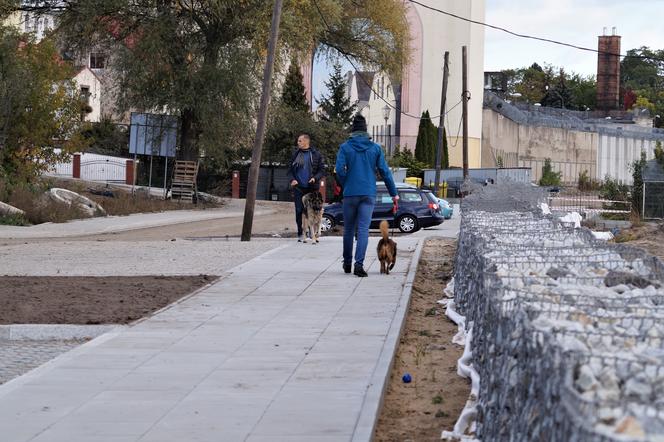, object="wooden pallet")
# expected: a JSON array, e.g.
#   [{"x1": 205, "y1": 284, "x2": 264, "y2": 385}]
[{"x1": 170, "y1": 160, "x2": 198, "y2": 202}]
